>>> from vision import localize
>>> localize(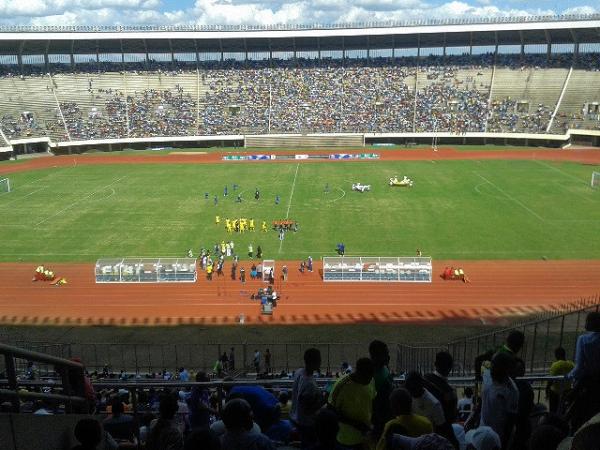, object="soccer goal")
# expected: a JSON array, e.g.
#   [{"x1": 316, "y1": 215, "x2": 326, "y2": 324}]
[
  {"x1": 0, "y1": 178, "x2": 10, "y2": 194},
  {"x1": 592, "y1": 172, "x2": 600, "y2": 189}
]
